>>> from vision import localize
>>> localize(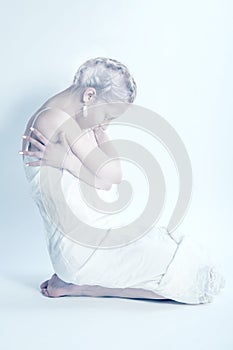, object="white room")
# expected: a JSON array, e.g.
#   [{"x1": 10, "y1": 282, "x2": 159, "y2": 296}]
[{"x1": 0, "y1": 1, "x2": 232, "y2": 349}]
